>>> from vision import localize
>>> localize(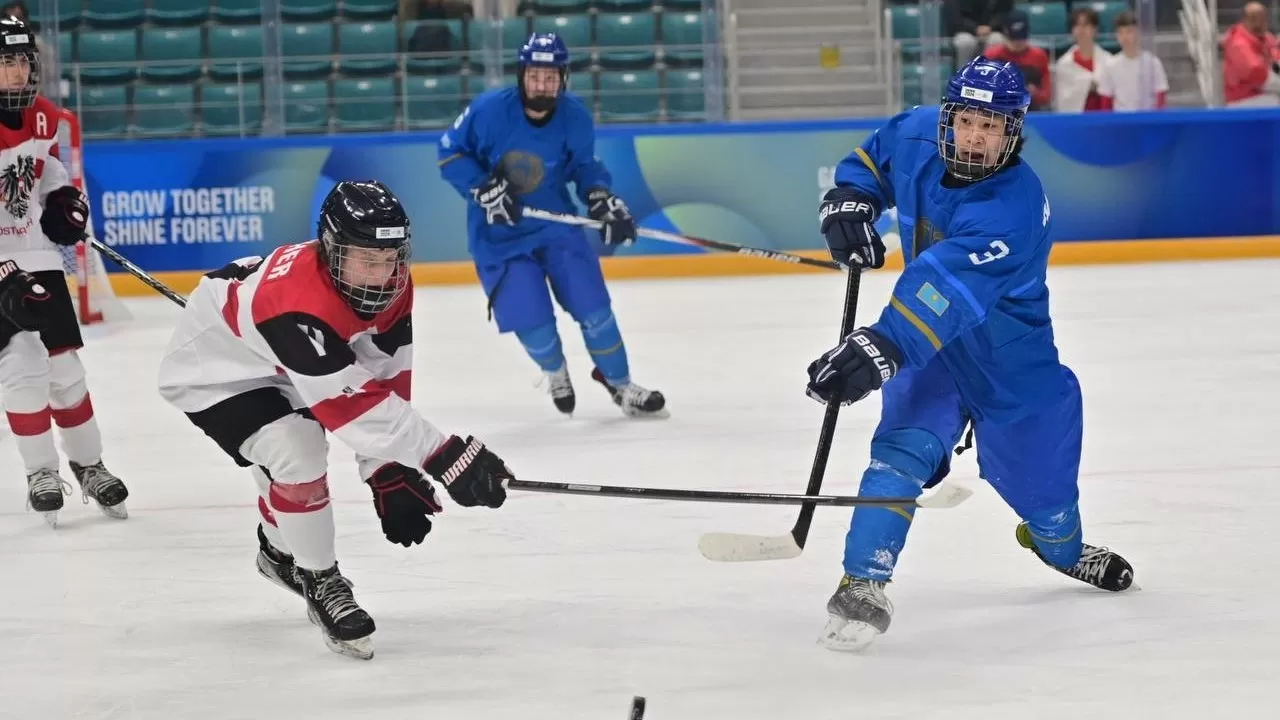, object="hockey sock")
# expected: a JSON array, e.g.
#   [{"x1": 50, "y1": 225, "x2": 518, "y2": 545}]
[
  {"x1": 48, "y1": 352, "x2": 103, "y2": 465},
  {"x1": 268, "y1": 478, "x2": 337, "y2": 572},
  {"x1": 0, "y1": 332, "x2": 59, "y2": 472},
  {"x1": 1021, "y1": 504, "x2": 1083, "y2": 569},
  {"x1": 579, "y1": 307, "x2": 630, "y2": 385},
  {"x1": 516, "y1": 323, "x2": 566, "y2": 373},
  {"x1": 842, "y1": 428, "x2": 947, "y2": 581}
]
